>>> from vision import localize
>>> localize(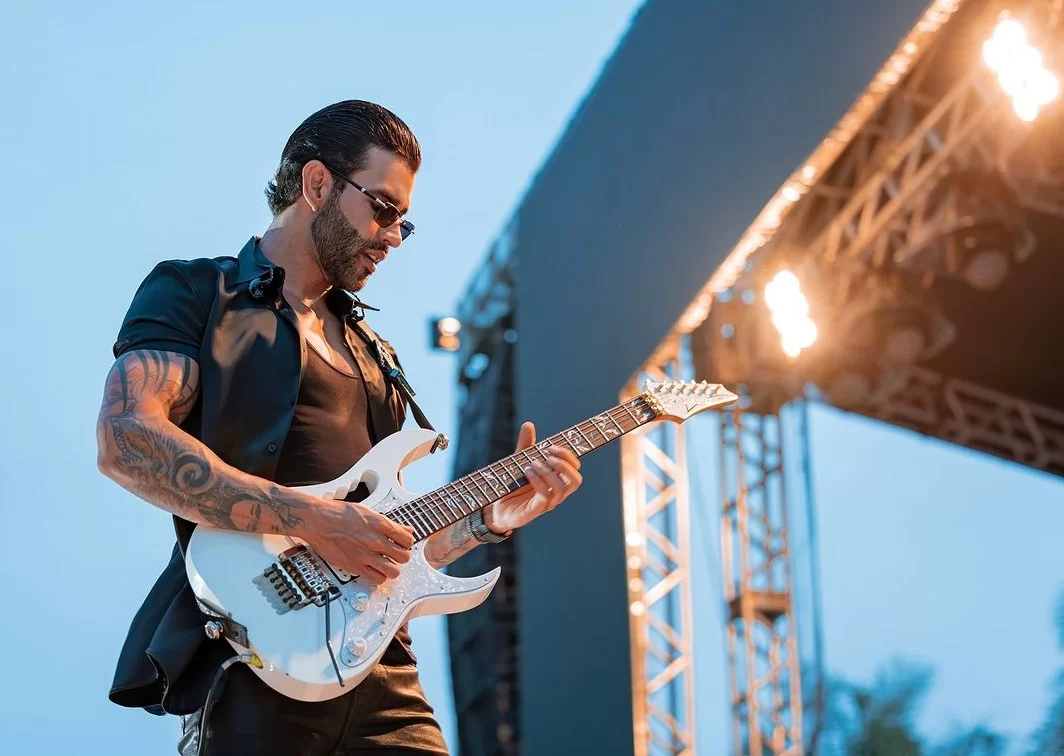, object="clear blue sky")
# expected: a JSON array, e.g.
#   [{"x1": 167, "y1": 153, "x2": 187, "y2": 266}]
[{"x1": 2, "y1": 1, "x2": 1061, "y2": 754}]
